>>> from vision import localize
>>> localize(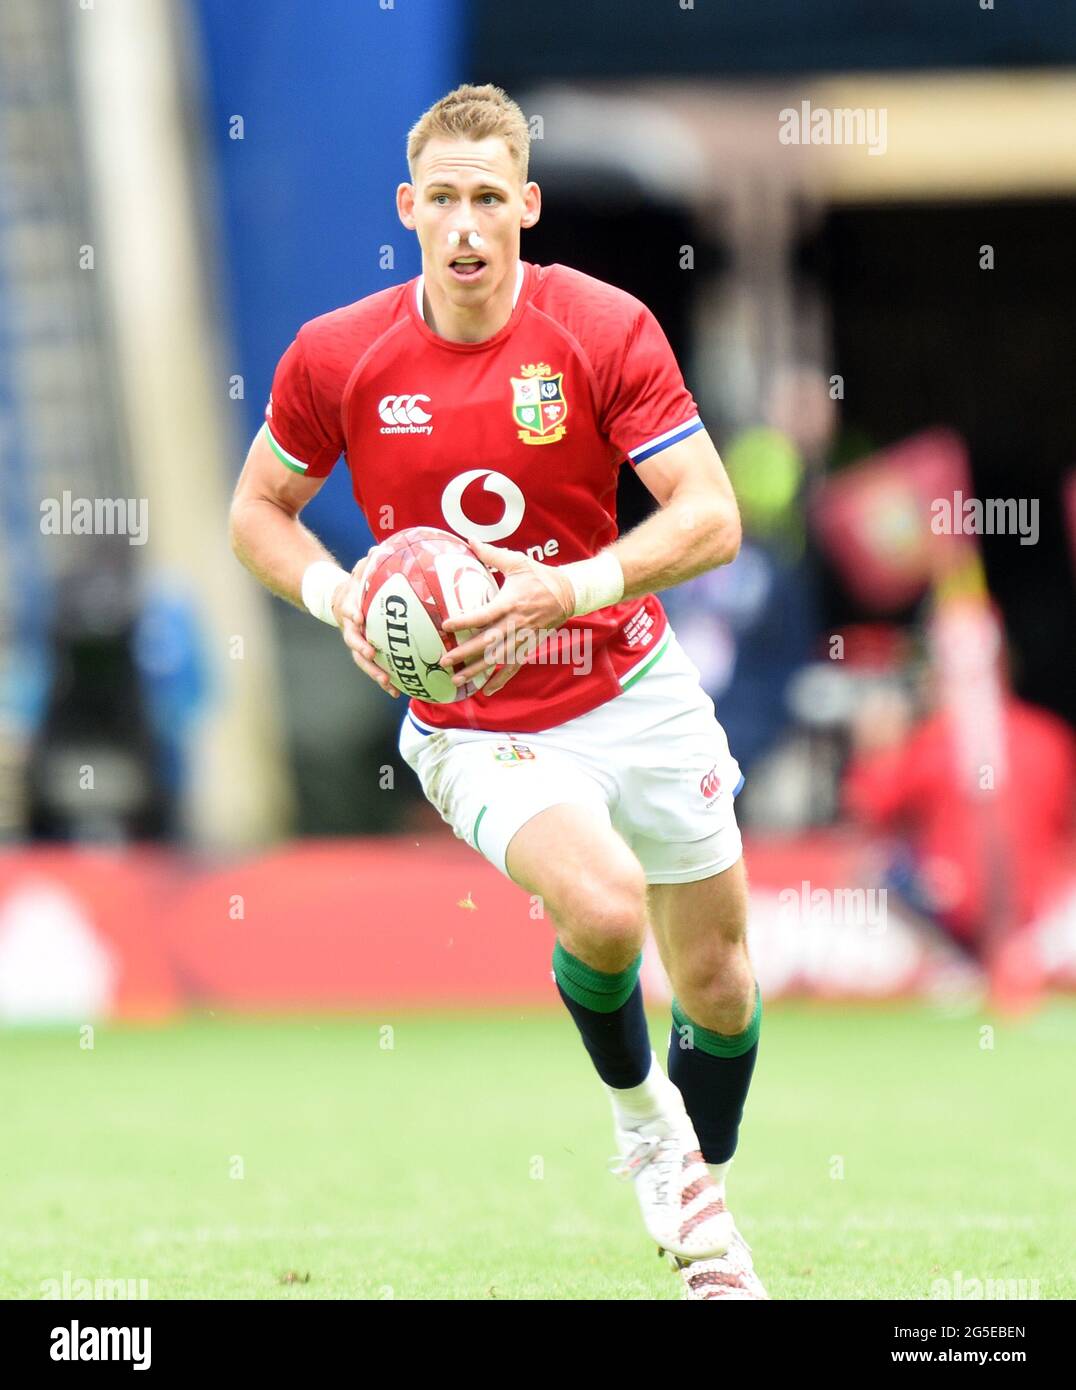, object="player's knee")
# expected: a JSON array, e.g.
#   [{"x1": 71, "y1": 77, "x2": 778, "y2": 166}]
[
  {"x1": 584, "y1": 887, "x2": 647, "y2": 956},
  {"x1": 672, "y1": 947, "x2": 755, "y2": 1032},
  {"x1": 555, "y1": 863, "x2": 648, "y2": 964}
]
